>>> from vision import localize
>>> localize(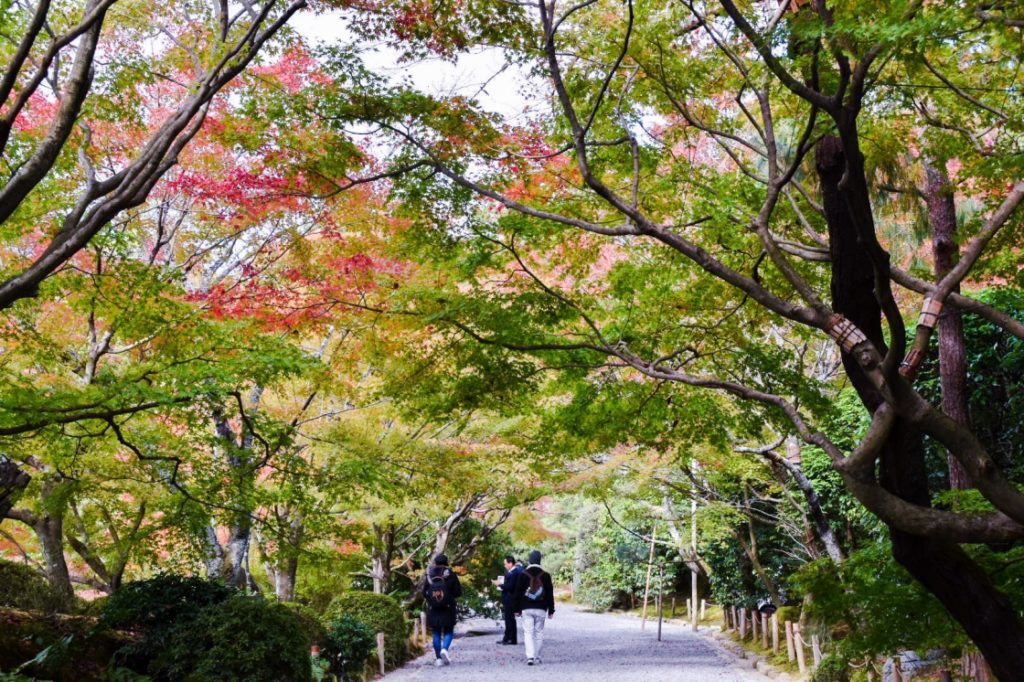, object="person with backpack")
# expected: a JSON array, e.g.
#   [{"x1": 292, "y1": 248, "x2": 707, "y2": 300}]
[
  {"x1": 494, "y1": 554, "x2": 522, "y2": 645},
  {"x1": 513, "y1": 550, "x2": 555, "y2": 665},
  {"x1": 422, "y1": 554, "x2": 463, "y2": 667}
]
